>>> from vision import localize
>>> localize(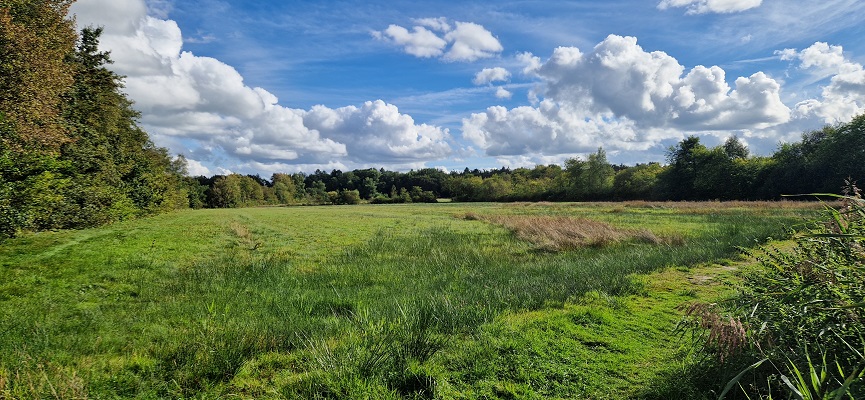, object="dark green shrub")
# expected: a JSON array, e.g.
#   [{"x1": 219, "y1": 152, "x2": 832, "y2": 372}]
[
  {"x1": 370, "y1": 194, "x2": 394, "y2": 204},
  {"x1": 409, "y1": 186, "x2": 437, "y2": 203},
  {"x1": 683, "y1": 185, "x2": 865, "y2": 399}
]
